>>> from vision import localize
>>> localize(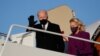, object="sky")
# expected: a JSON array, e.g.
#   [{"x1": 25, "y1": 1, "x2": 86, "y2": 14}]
[{"x1": 0, "y1": 0, "x2": 100, "y2": 34}]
